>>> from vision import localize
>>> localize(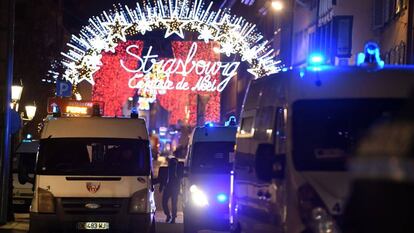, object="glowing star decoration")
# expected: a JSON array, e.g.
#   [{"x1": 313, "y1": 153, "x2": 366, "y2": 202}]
[
  {"x1": 128, "y1": 19, "x2": 153, "y2": 35},
  {"x1": 103, "y1": 35, "x2": 119, "y2": 53},
  {"x1": 83, "y1": 51, "x2": 103, "y2": 69},
  {"x1": 241, "y1": 47, "x2": 258, "y2": 62},
  {"x1": 103, "y1": 14, "x2": 131, "y2": 43},
  {"x1": 220, "y1": 41, "x2": 237, "y2": 57},
  {"x1": 75, "y1": 62, "x2": 99, "y2": 85},
  {"x1": 164, "y1": 16, "x2": 187, "y2": 39},
  {"x1": 91, "y1": 38, "x2": 108, "y2": 52},
  {"x1": 214, "y1": 17, "x2": 239, "y2": 41},
  {"x1": 248, "y1": 61, "x2": 268, "y2": 79},
  {"x1": 198, "y1": 25, "x2": 215, "y2": 43},
  {"x1": 54, "y1": 0, "x2": 283, "y2": 87}
]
